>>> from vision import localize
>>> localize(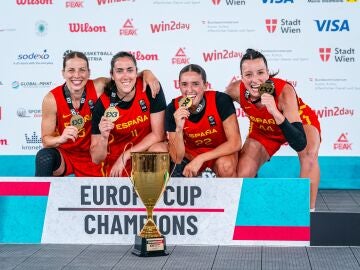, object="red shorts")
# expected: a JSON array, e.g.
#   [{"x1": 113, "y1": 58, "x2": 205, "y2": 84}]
[
  {"x1": 59, "y1": 149, "x2": 103, "y2": 177},
  {"x1": 249, "y1": 105, "x2": 321, "y2": 157}
]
